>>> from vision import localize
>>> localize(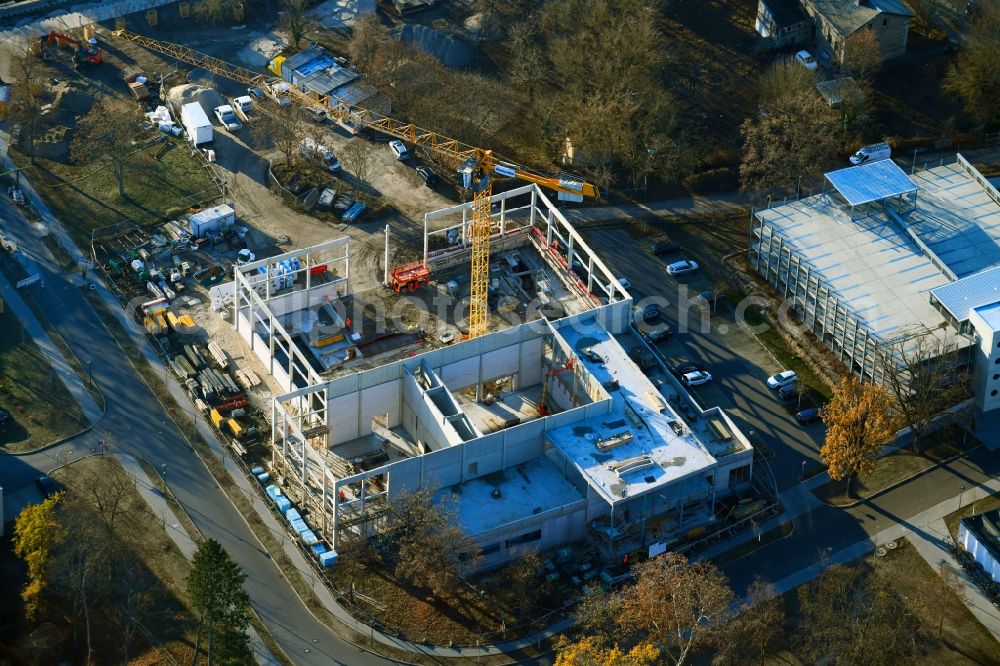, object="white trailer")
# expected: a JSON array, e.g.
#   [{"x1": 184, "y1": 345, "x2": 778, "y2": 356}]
[
  {"x1": 188, "y1": 204, "x2": 236, "y2": 238},
  {"x1": 180, "y1": 102, "x2": 213, "y2": 146}
]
